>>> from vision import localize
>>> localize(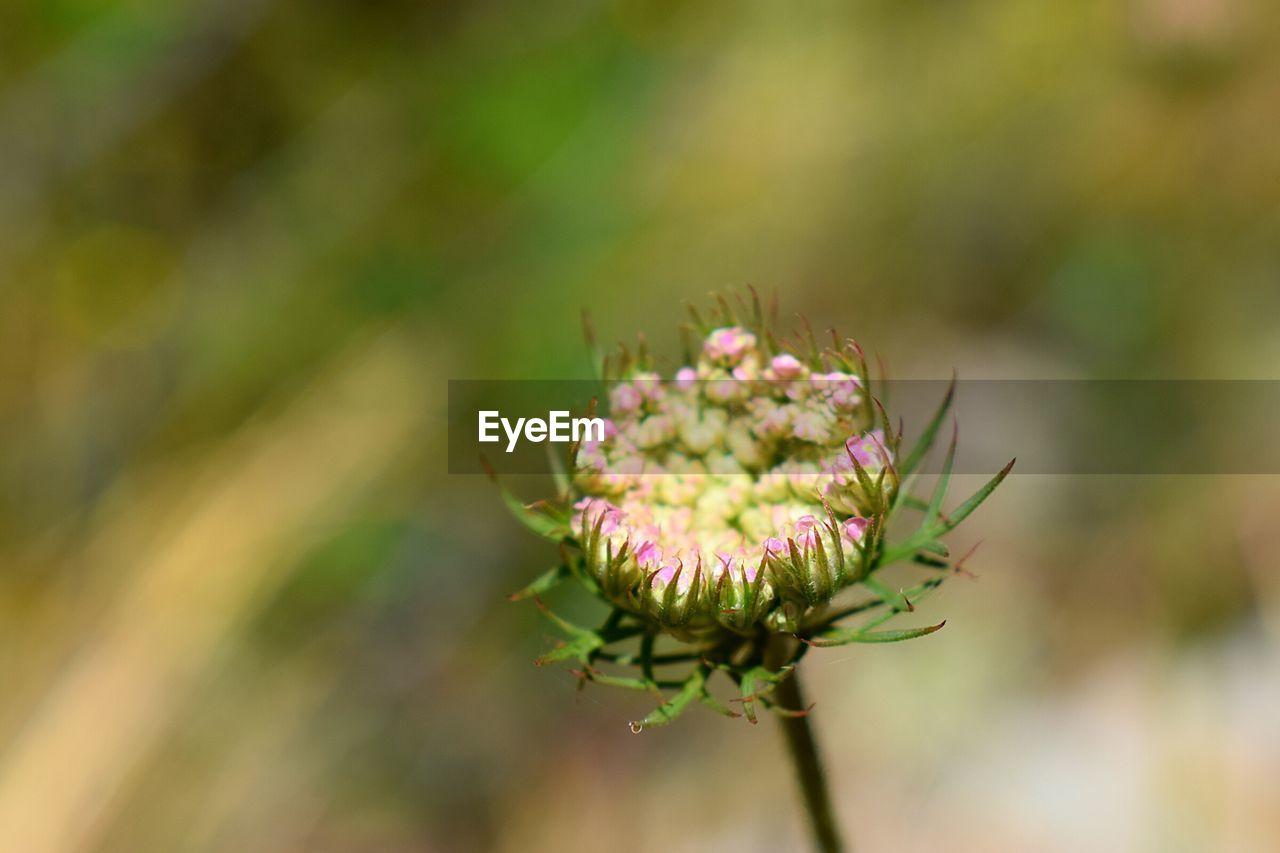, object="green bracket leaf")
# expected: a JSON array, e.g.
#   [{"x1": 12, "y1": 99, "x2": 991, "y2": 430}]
[
  {"x1": 581, "y1": 669, "x2": 659, "y2": 693},
  {"x1": 861, "y1": 576, "x2": 913, "y2": 612},
  {"x1": 636, "y1": 668, "x2": 706, "y2": 729},
  {"x1": 941, "y1": 458, "x2": 1016, "y2": 533},
  {"x1": 509, "y1": 565, "x2": 570, "y2": 601},
  {"x1": 532, "y1": 598, "x2": 610, "y2": 666},
  {"x1": 536, "y1": 635, "x2": 604, "y2": 666},
  {"x1": 804, "y1": 620, "x2": 945, "y2": 647},
  {"x1": 736, "y1": 665, "x2": 793, "y2": 725},
  {"x1": 546, "y1": 444, "x2": 571, "y2": 498},
  {"x1": 899, "y1": 377, "x2": 955, "y2": 478},
  {"x1": 698, "y1": 685, "x2": 741, "y2": 719},
  {"x1": 489, "y1": 467, "x2": 569, "y2": 542},
  {"x1": 922, "y1": 425, "x2": 957, "y2": 530}
]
